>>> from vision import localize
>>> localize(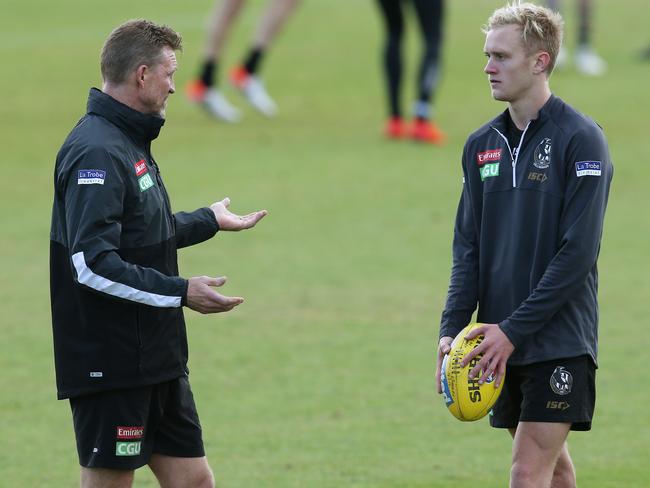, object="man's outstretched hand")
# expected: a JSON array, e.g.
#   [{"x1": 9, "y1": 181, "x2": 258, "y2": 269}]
[
  {"x1": 210, "y1": 197, "x2": 267, "y2": 231},
  {"x1": 186, "y1": 276, "x2": 243, "y2": 314}
]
